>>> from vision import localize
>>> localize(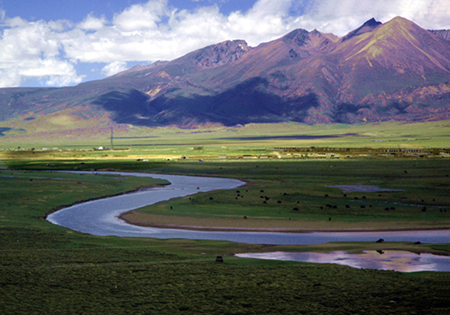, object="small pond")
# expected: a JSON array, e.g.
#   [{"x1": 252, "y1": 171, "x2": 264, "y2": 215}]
[
  {"x1": 236, "y1": 251, "x2": 450, "y2": 272},
  {"x1": 327, "y1": 184, "x2": 404, "y2": 193}
]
